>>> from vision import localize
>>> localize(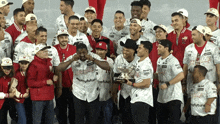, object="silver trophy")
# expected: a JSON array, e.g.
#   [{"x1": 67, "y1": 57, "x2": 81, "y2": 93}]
[{"x1": 114, "y1": 66, "x2": 136, "y2": 83}]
